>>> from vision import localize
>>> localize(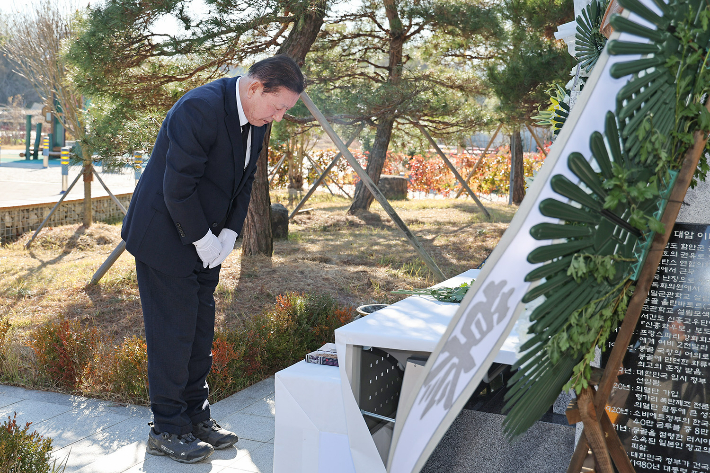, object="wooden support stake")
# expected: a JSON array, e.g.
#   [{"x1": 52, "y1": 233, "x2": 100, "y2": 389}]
[
  {"x1": 566, "y1": 437, "x2": 591, "y2": 473},
  {"x1": 300, "y1": 92, "x2": 447, "y2": 282},
  {"x1": 417, "y1": 125, "x2": 490, "y2": 219},
  {"x1": 455, "y1": 123, "x2": 503, "y2": 198},
  {"x1": 601, "y1": 410, "x2": 635, "y2": 473},
  {"x1": 269, "y1": 153, "x2": 288, "y2": 185},
  {"x1": 90, "y1": 240, "x2": 126, "y2": 284},
  {"x1": 305, "y1": 153, "x2": 351, "y2": 198},
  {"x1": 305, "y1": 154, "x2": 336, "y2": 196},
  {"x1": 88, "y1": 170, "x2": 130, "y2": 285},
  {"x1": 289, "y1": 123, "x2": 364, "y2": 219},
  {"x1": 92, "y1": 169, "x2": 127, "y2": 214},
  {"x1": 566, "y1": 399, "x2": 581, "y2": 424},
  {"x1": 25, "y1": 169, "x2": 83, "y2": 249},
  {"x1": 525, "y1": 123, "x2": 548, "y2": 156},
  {"x1": 578, "y1": 387, "x2": 613, "y2": 473}
]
